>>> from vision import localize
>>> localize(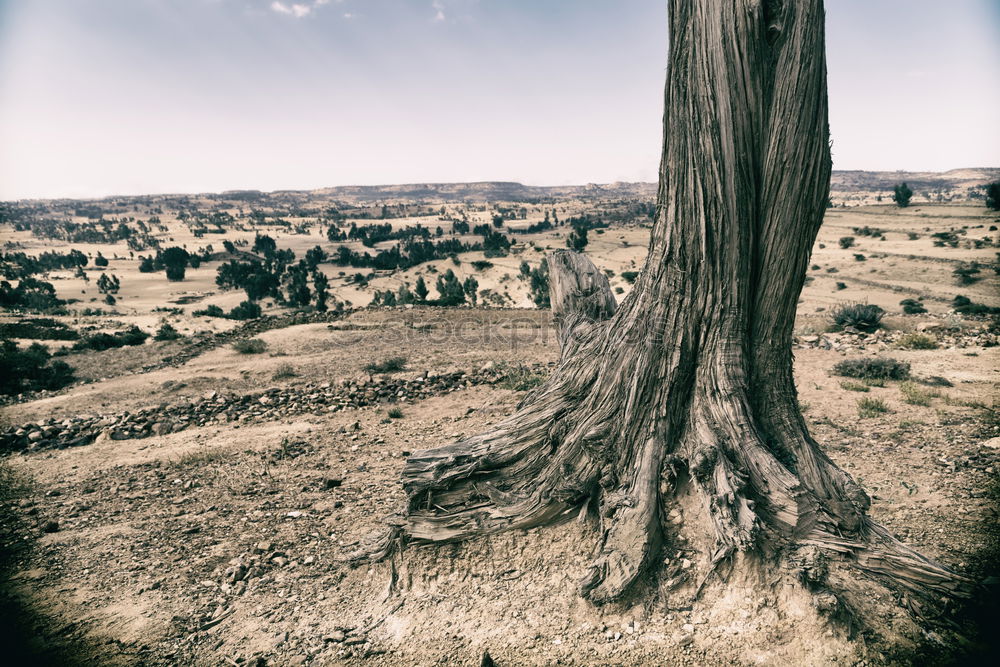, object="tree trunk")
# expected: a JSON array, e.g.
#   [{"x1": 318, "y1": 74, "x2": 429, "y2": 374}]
[{"x1": 380, "y1": 0, "x2": 969, "y2": 616}]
